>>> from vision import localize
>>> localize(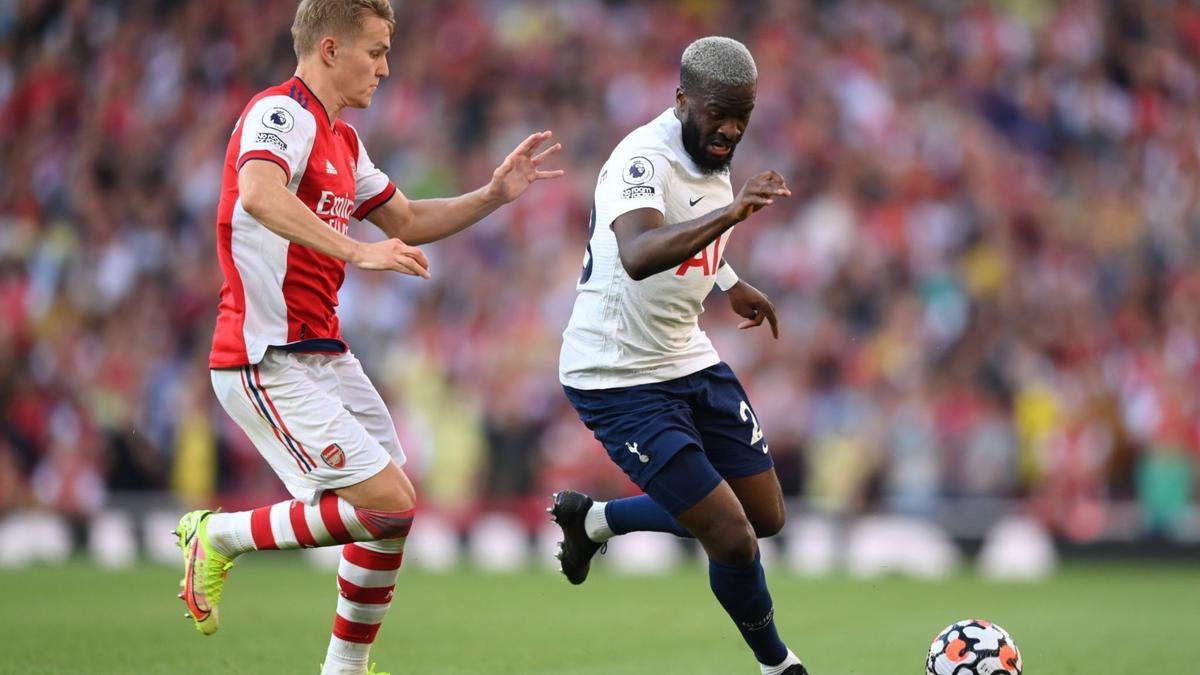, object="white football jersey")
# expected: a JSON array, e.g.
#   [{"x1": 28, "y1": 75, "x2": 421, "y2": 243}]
[{"x1": 560, "y1": 108, "x2": 735, "y2": 389}]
